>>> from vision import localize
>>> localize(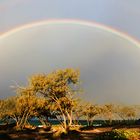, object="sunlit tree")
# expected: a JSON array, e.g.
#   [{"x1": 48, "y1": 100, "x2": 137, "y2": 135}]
[
  {"x1": 0, "y1": 97, "x2": 17, "y2": 124},
  {"x1": 27, "y1": 68, "x2": 80, "y2": 131},
  {"x1": 116, "y1": 105, "x2": 137, "y2": 120},
  {"x1": 16, "y1": 87, "x2": 52, "y2": 129},
  {"x1": 0, "y1": 89, "x2": 50, "y2": 129},
  {"x1": 80, "y1": 103, "x2": 101, "y2": 126},
  {"x1": 101, "y1": 104, "x2": 116, "y2": 125},
  {"x1": 0, "y1": 99, "x2": 4, "y2": 119}
]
